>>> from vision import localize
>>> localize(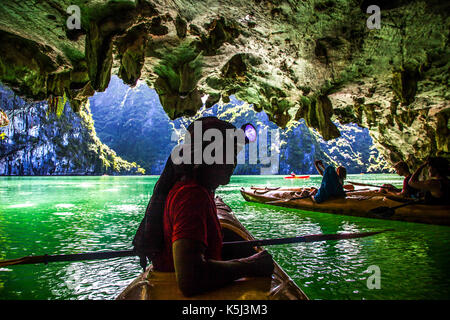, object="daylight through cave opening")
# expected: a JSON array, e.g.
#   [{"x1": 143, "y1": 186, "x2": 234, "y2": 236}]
[
  {"x1": 86, "y1": 76, "x2": 390, "y2": 175},
  {"x1": 0, "y1": 75, "x2": 389, "y2": 176}
]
